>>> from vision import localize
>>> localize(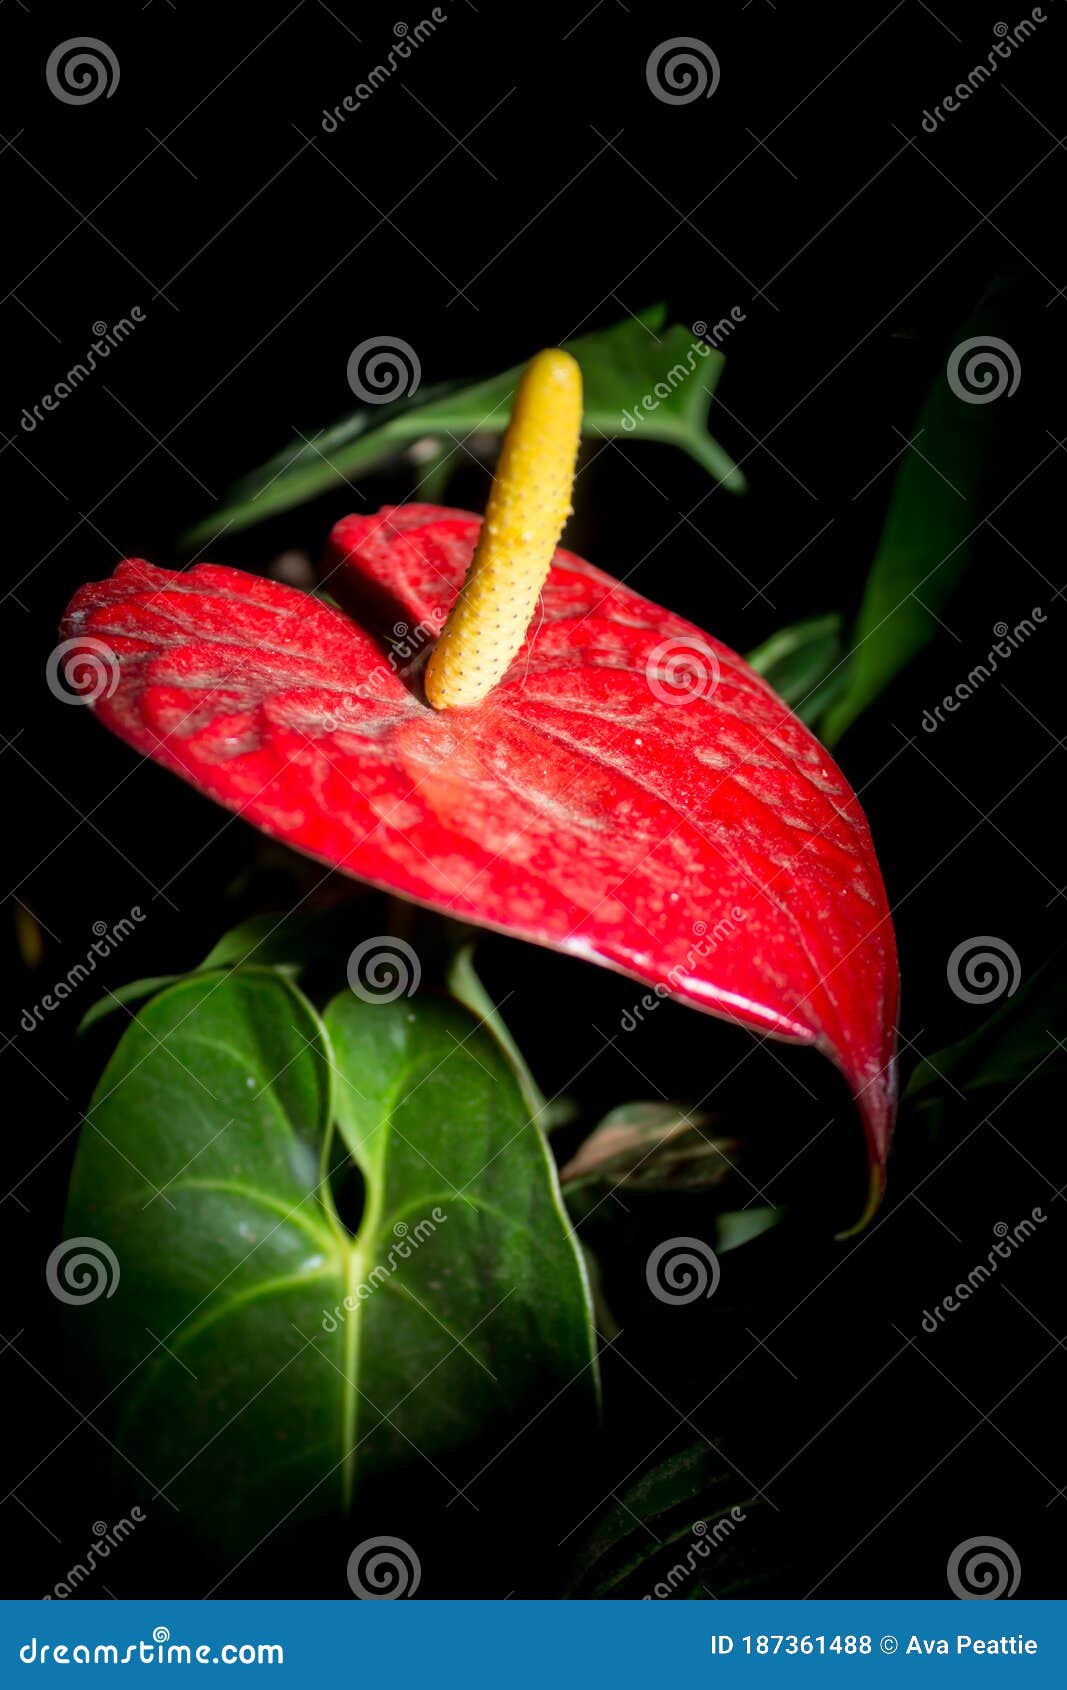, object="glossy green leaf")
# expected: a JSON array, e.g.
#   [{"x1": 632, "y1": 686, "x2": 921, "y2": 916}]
[
  {"x1": 64, "y1": 969, "x2": 597, "y2": 1549},
  {"x1": 66, "y1": 969, "x2": 338, "y2": 1545},
  {"x1": 78, "y1": 974, "x2": 182, "y2": 1035},
  {"x1": 324, "y1": 985, "x2": 599, "y2": 1435},
  {"x1": 179, "y1": 307, "x2": 743, "y2": 549},
  {"x1": 822, "y1": 282, "x2": 1014, "y2": 743},
  {"x1": 746, "y1": 614, "x2": 846, "y2": 727}
]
